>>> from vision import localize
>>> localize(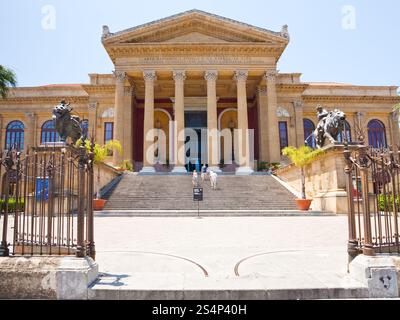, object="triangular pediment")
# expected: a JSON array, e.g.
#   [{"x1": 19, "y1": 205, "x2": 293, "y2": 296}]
[
  {"x1": 161, "y1": 32, "x2": 229, "y2": 43},
  {"x1": 102, "y1": 9, "x2": 289, "y2": 45}
]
